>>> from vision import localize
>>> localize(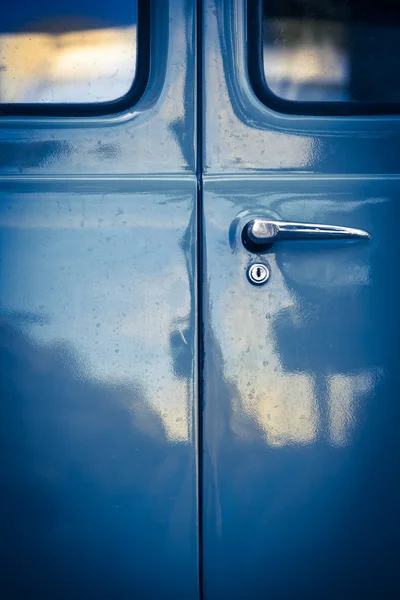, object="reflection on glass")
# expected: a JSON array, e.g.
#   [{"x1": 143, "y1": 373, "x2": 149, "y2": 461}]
[
  {"x1": 0, "y1": 2, "x2": 138, "y2": 103},
  {"x1": 262, "y1": 0, "x2": 400, "y2": 102}
]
